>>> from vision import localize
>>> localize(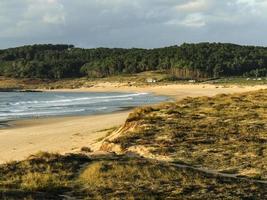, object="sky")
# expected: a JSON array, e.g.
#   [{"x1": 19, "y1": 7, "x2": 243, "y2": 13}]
[{"x1": 0, "y1": 0, "x2": 267, "y2": 49}]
